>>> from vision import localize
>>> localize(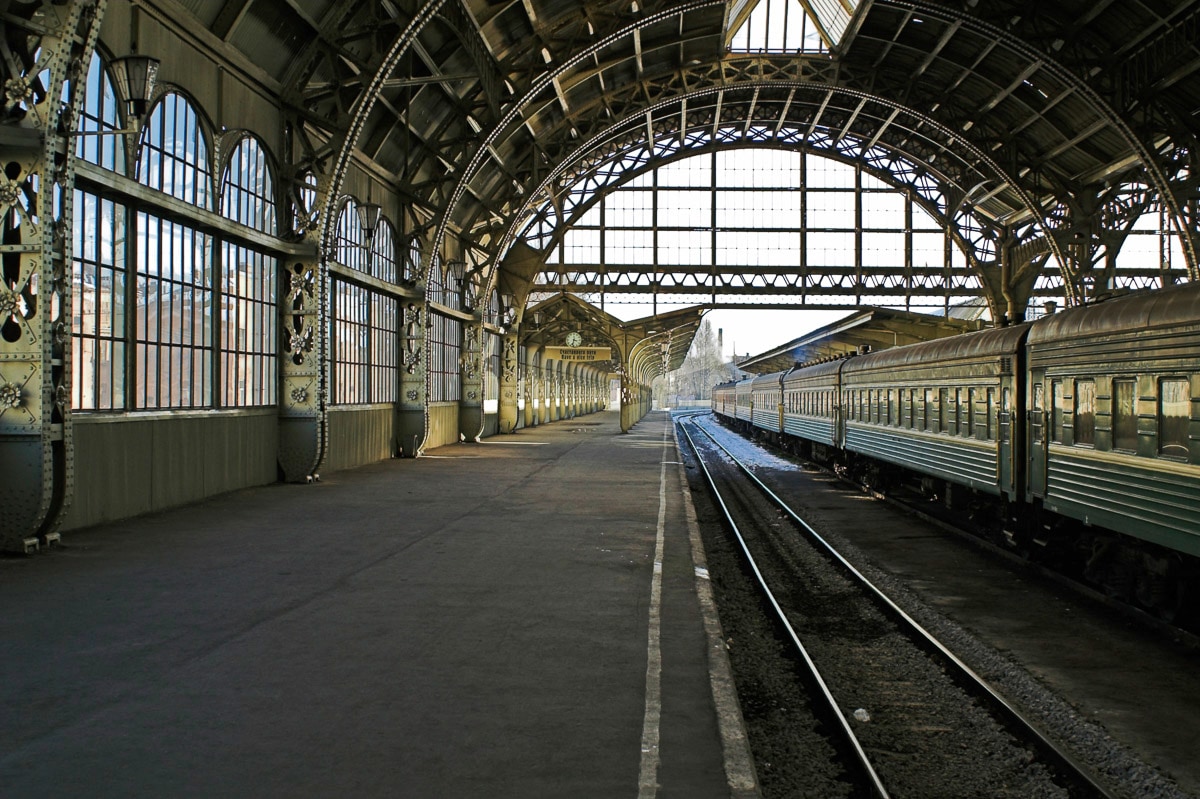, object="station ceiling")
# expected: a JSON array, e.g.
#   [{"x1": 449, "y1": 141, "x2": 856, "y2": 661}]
[{"x1": 177, "y1": 0, "x2": 1197, "y2": 261}]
